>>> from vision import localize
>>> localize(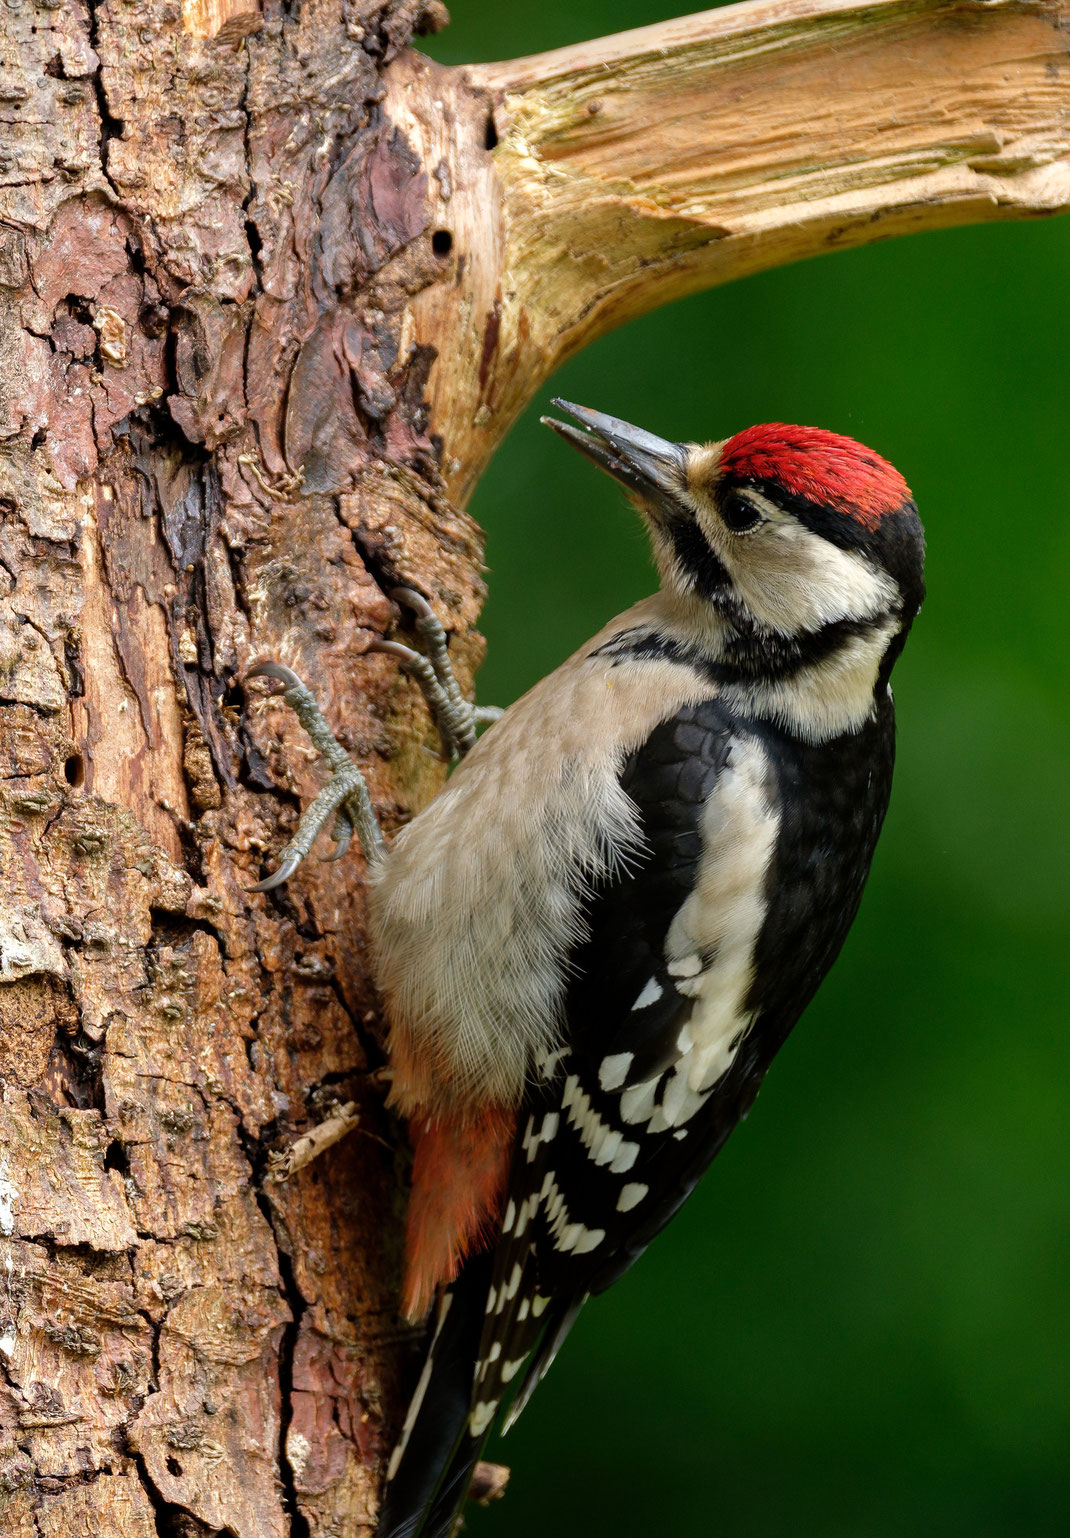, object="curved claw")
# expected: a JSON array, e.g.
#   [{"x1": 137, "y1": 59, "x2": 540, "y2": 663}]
[
  {"x1": 250, "y1": 851, "x2": 302, "y2": 893},
  {"x1": 321, "y1": 814, "x2": 354, "y2": 863},
  {"x1": 390, "y1": 586, "x2": 435, "y2": 621},
  {"x1": 245, "y1": 660, "x2": 305, "y2": 691},
  {"x1": 371, "y1": 638, "x2": 422, "y2": 665}
]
